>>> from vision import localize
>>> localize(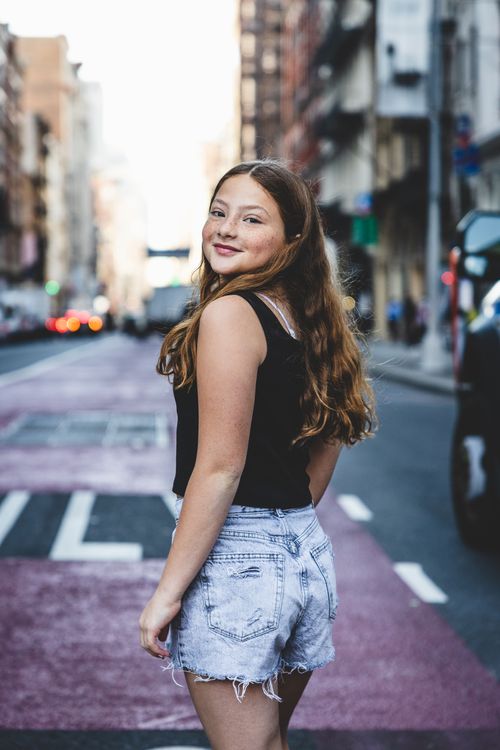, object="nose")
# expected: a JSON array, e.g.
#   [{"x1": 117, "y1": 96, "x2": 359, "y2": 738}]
[{"x1": 216, "y1": 213, "x2": 238, "y2": 238}]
